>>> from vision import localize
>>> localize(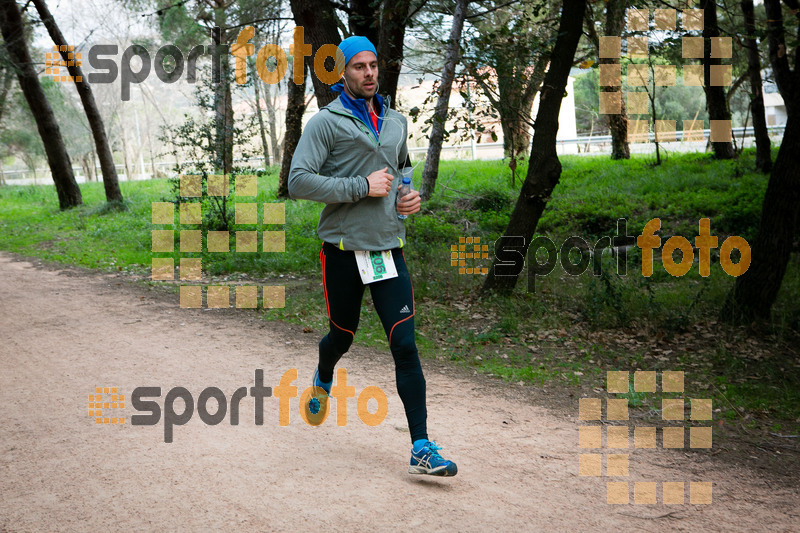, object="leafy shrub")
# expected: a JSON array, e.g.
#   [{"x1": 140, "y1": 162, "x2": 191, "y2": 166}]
[{"x1": 473, "y1": 188, "x2": 512, "y2": 212}]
